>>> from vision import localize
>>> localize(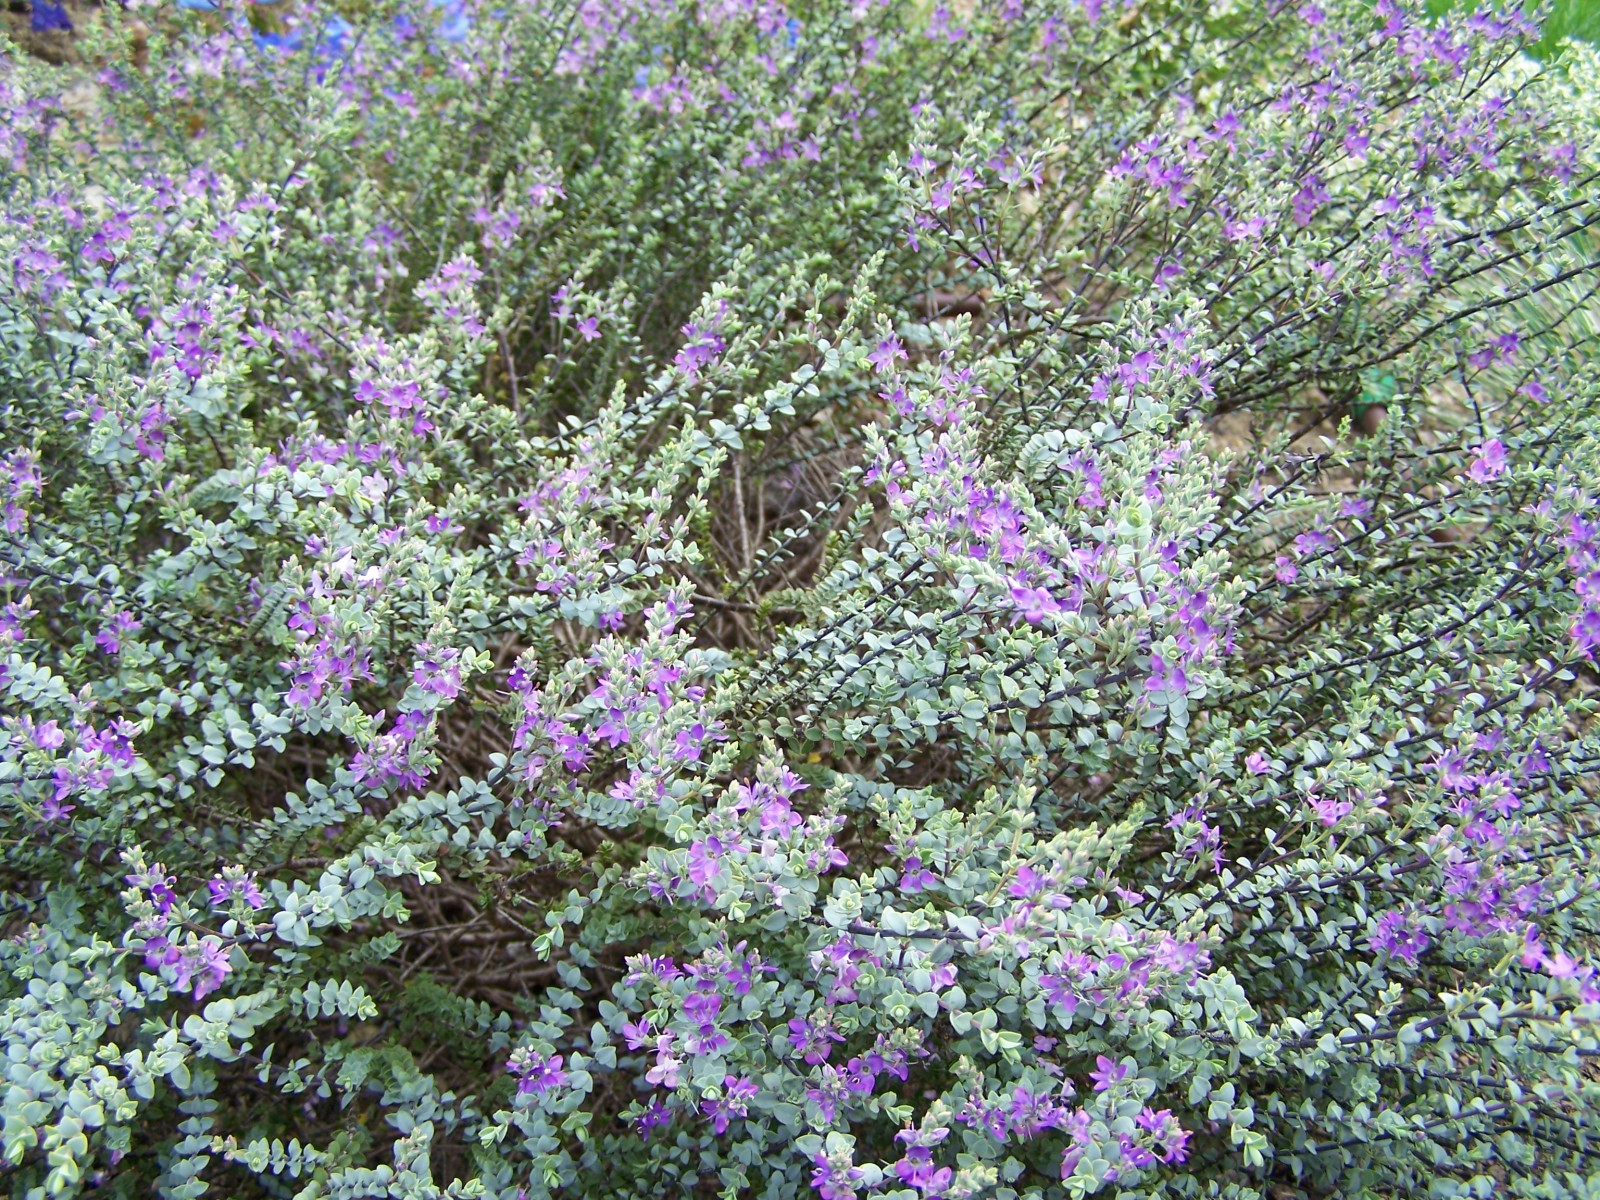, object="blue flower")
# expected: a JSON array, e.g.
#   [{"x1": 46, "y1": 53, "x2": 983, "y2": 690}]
[
  {"x1": 319, "y1": 13, "x2": 354, "y2": 57},
  {"x1": 30, "y1": 0, "x2": 71, "y2": 30},
  {"x1": 249, "y1": 14, "x2": 349, "y2": 68},
  {"x1": 181, "y1": 0, "x2": 285, "y2": 11},
  {"x1": 253, "y1": 28, "x2": 302, "y2": 51},
  {"x1": 428, "y1": 0, "x2": 471, "y2": 43}
]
